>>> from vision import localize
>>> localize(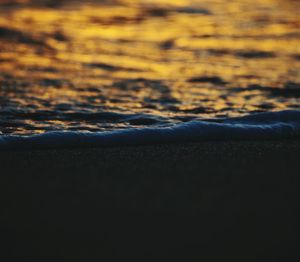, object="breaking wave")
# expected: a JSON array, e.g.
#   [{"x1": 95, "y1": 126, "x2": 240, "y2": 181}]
[{"x1": 1, "y1": 110, "x2": 300, "y2": 150}]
